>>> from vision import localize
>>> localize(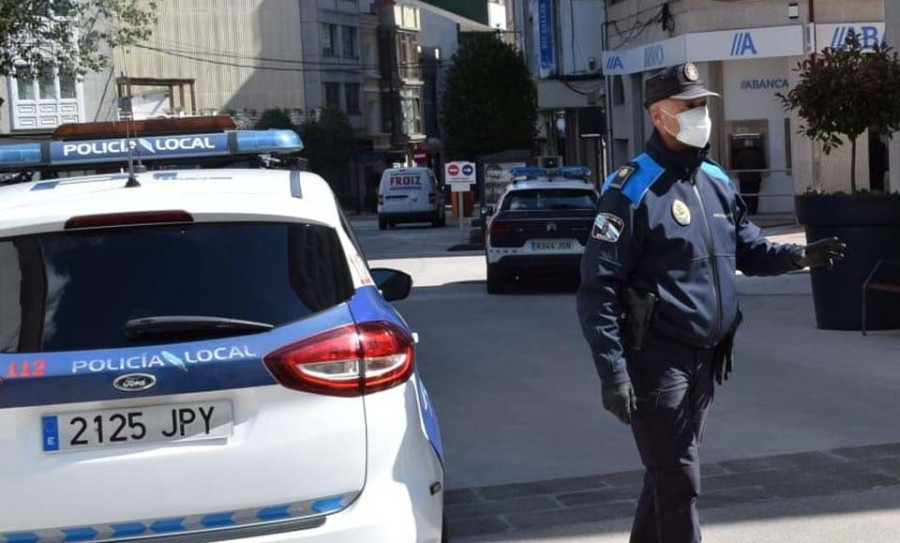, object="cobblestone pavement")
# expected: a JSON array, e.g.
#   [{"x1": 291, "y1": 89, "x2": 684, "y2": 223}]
[{"x1": 448, "y1": 442, "x2": 900, "y2": 540}]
